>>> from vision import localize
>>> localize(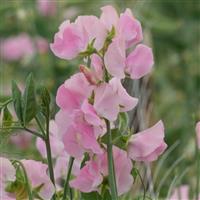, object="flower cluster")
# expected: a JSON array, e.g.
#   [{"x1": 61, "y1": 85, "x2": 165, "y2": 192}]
[
  {"x1": 0, "y1": 5, "x2": 169, "y2": 199},
  {"x1": 49, "y1": 5, "x2": 167, "y2": 196}
]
